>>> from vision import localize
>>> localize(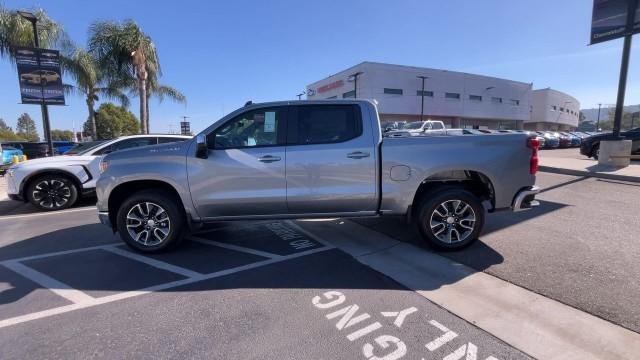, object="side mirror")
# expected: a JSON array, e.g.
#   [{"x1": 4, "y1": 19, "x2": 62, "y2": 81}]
[{"x1": 196, "y1": 134, "x2": 209, "y2": 159}]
